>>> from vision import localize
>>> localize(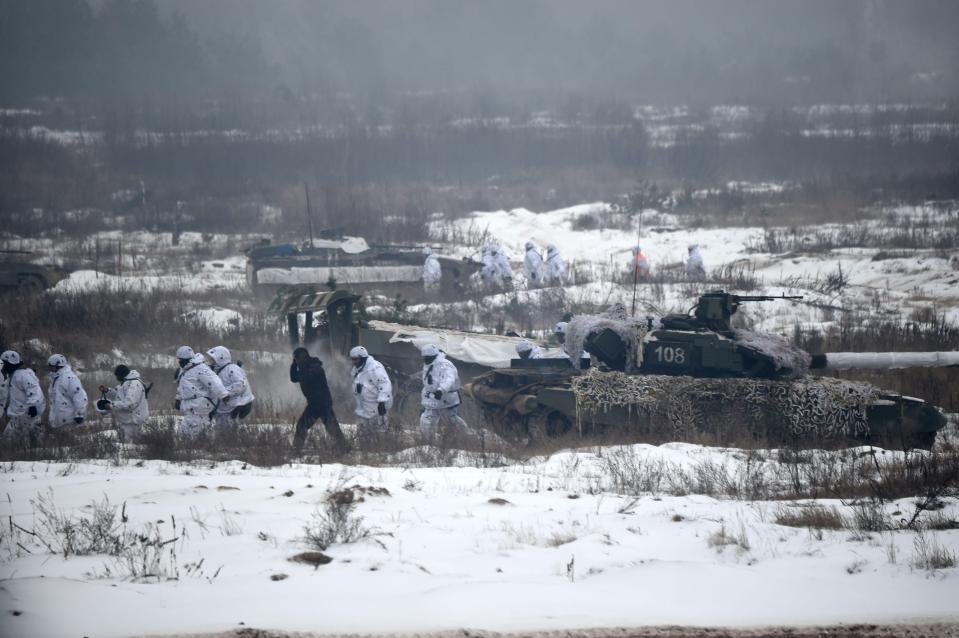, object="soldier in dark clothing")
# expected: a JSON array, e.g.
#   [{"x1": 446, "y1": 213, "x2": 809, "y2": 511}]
[{"x1": 289, "y1": 347, "x2": 349, "y2": 455}]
